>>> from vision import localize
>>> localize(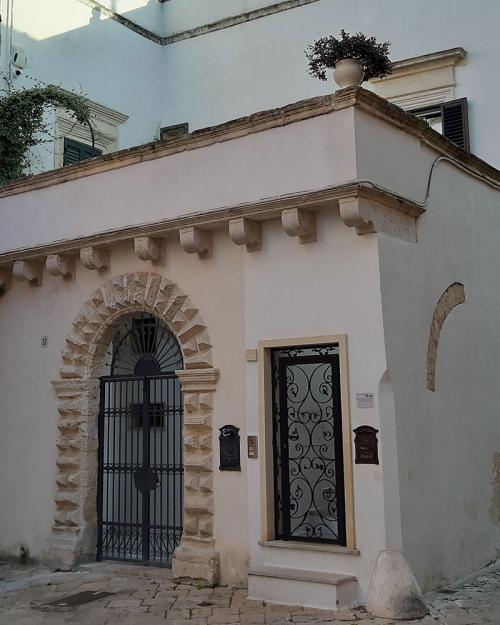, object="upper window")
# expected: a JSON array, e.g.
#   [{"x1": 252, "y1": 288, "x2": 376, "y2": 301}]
[
  {"x1": 55, "y1": 95, "x2": 128, "y2": 169},
  {"x1": 410, "y1": 98, "x2": 470, "y2": 151},
  {"x1": 63, "y1": 138, "x2": 102, "y2": 166},
  {"x1": 371, "y1": 48, "x2": 470, "y2": 150}
]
